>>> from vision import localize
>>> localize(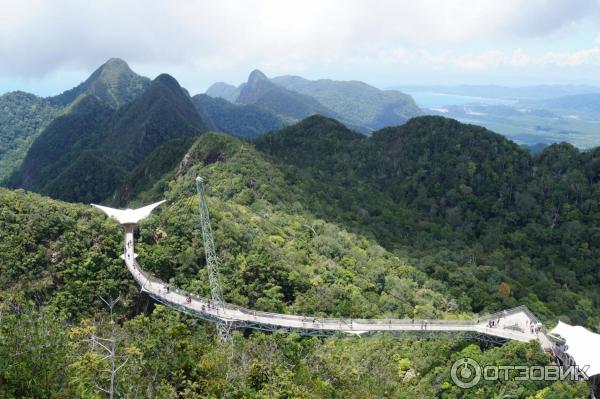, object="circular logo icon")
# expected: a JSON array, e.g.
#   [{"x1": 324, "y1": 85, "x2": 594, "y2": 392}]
[{"x1": 451, "y1": 357, "x2": 481, "y2": 388}]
